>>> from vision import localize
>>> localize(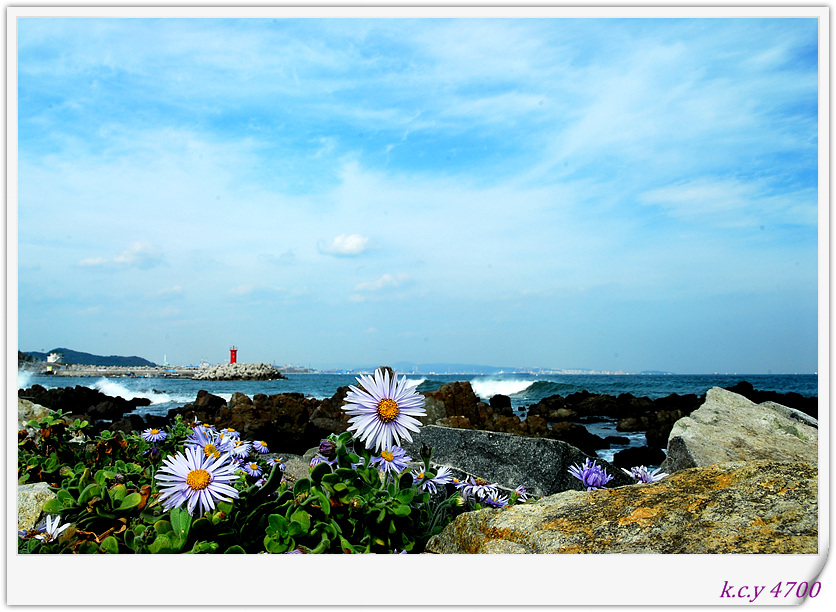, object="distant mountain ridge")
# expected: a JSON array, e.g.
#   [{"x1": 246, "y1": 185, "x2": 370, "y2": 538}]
[{"x1": 21, "y1": 347, "x2": 157, "y2": 367}]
